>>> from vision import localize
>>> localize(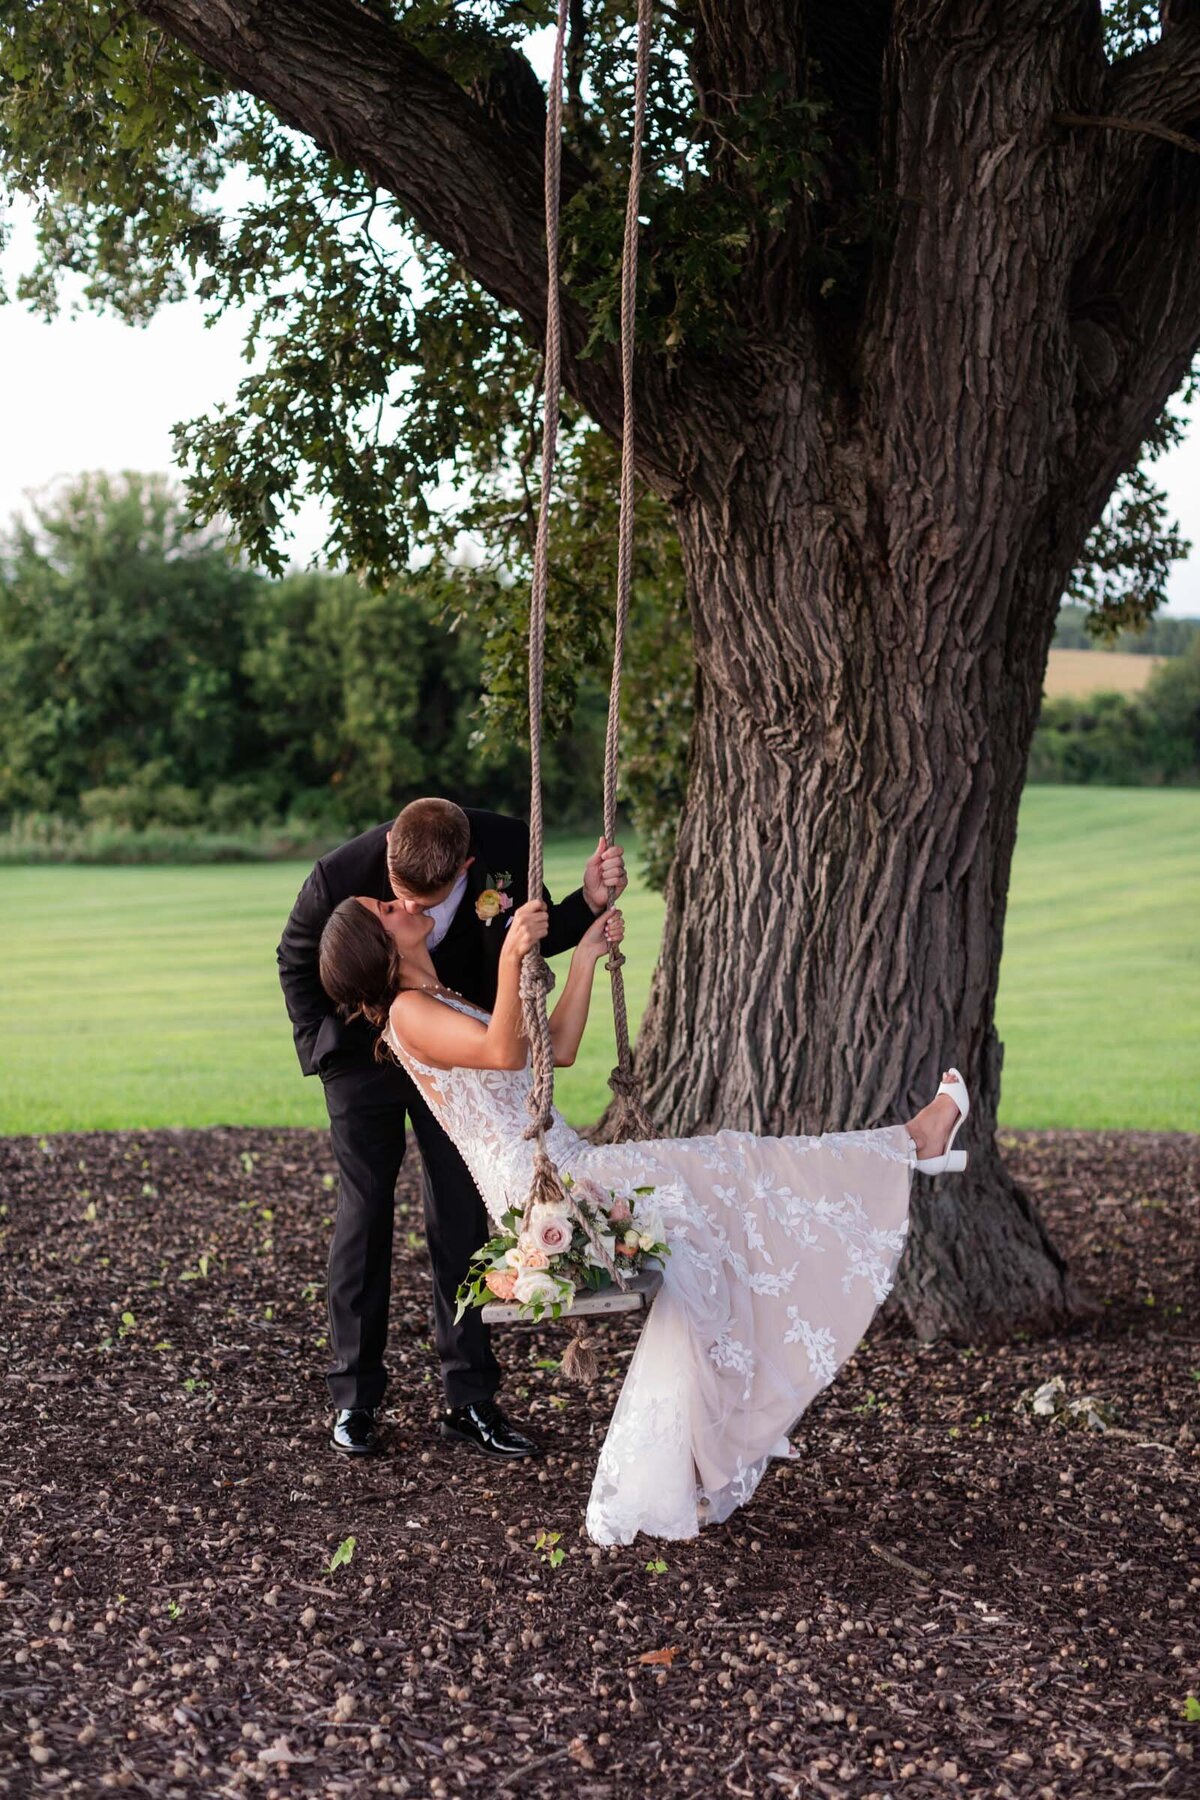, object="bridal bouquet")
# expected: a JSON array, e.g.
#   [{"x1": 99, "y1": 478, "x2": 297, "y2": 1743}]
[{"x1": 454, "y1": 1174, "x2": 669, "y2": 1324}]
